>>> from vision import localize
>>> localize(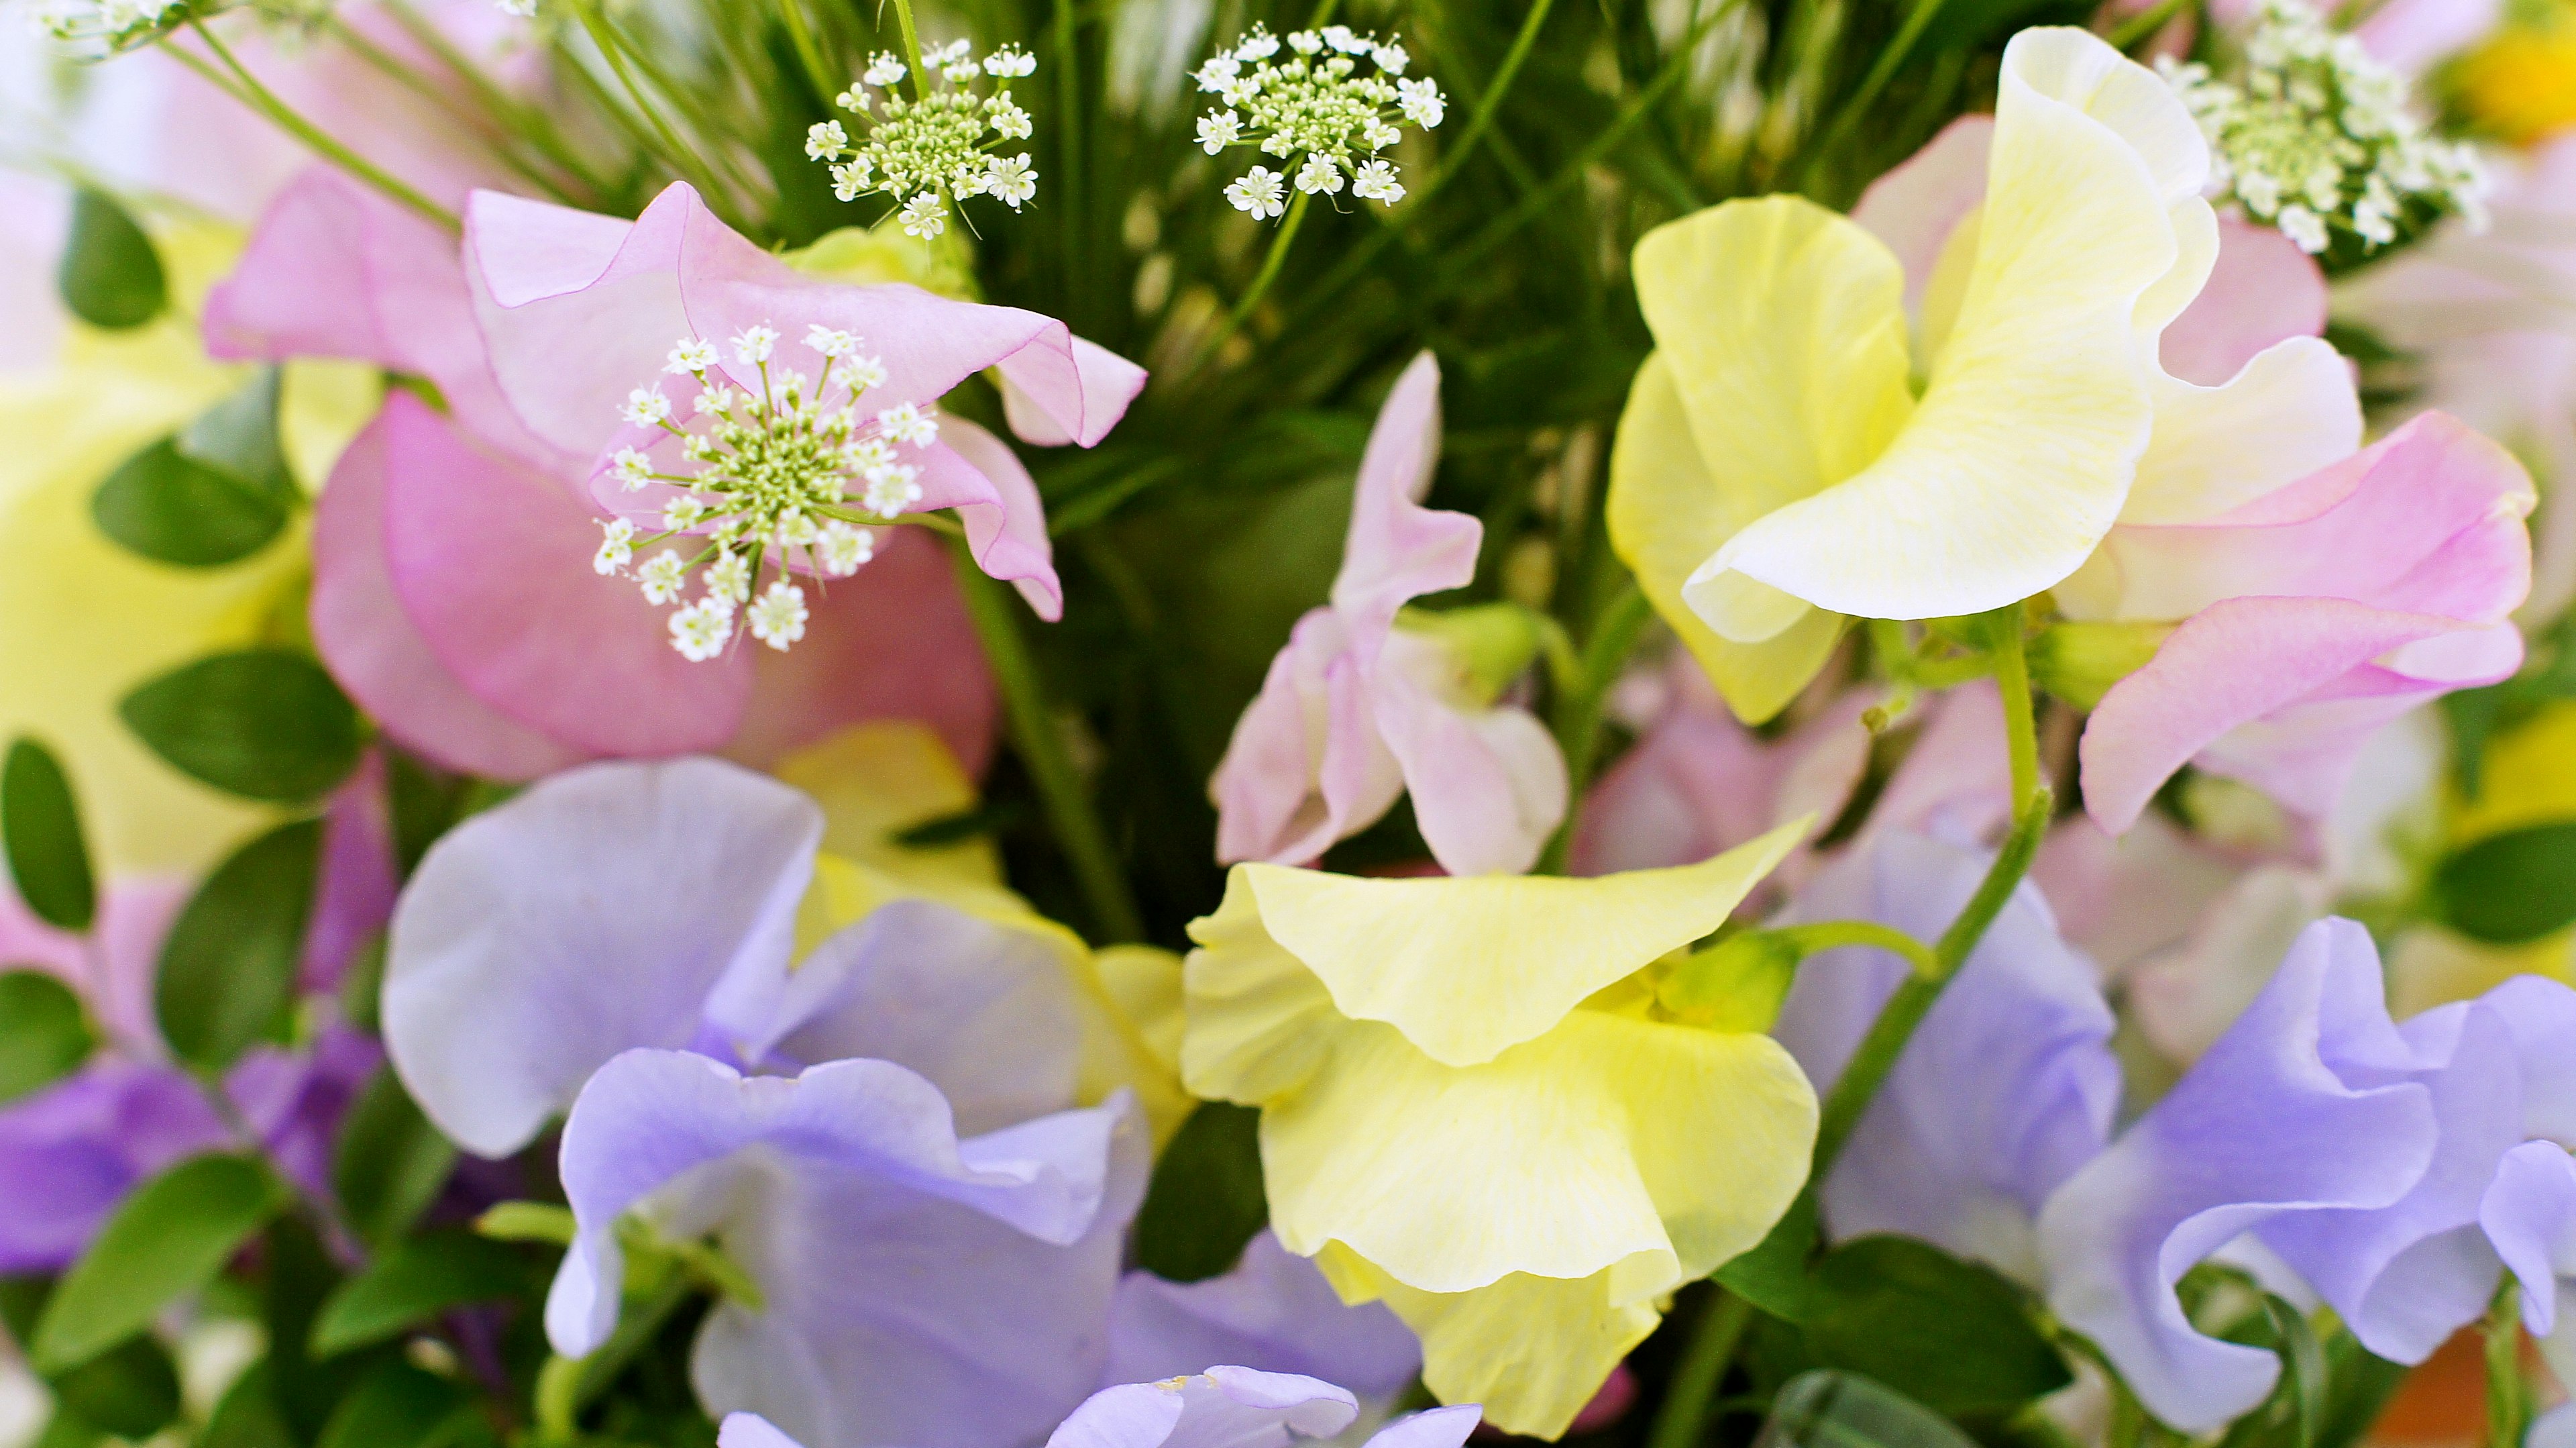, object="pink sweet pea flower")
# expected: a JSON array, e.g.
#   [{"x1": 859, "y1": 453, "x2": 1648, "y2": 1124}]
[
  {"x1": 2069, "y1": 413, "x2": 2536, "y2": 831},
  {"x1": 1210, "y1": 353, "x2": 1567, "y2": 877},
  {"x1": 206, "y1": 169, "x2": 1127, "y2": 776}
]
